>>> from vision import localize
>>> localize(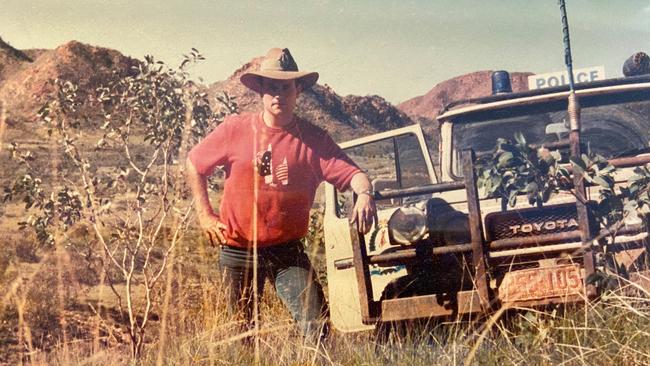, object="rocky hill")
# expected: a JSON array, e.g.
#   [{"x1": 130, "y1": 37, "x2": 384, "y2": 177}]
[
  {"x1": 0, "y1": 39, "x2": 139, "y2": 124},
  {"x1": 0, "y1": 37, "x2": 42, "y2": 81},
  {"x1": 1, "y1": 38, "x2": 539, "y2": 145},
  {"x1": 398, "y1": 70, "x2": 533, "y2": 121},
  {"x1": 1, "y1": 40, "x2": 414, "y2": 142}
]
